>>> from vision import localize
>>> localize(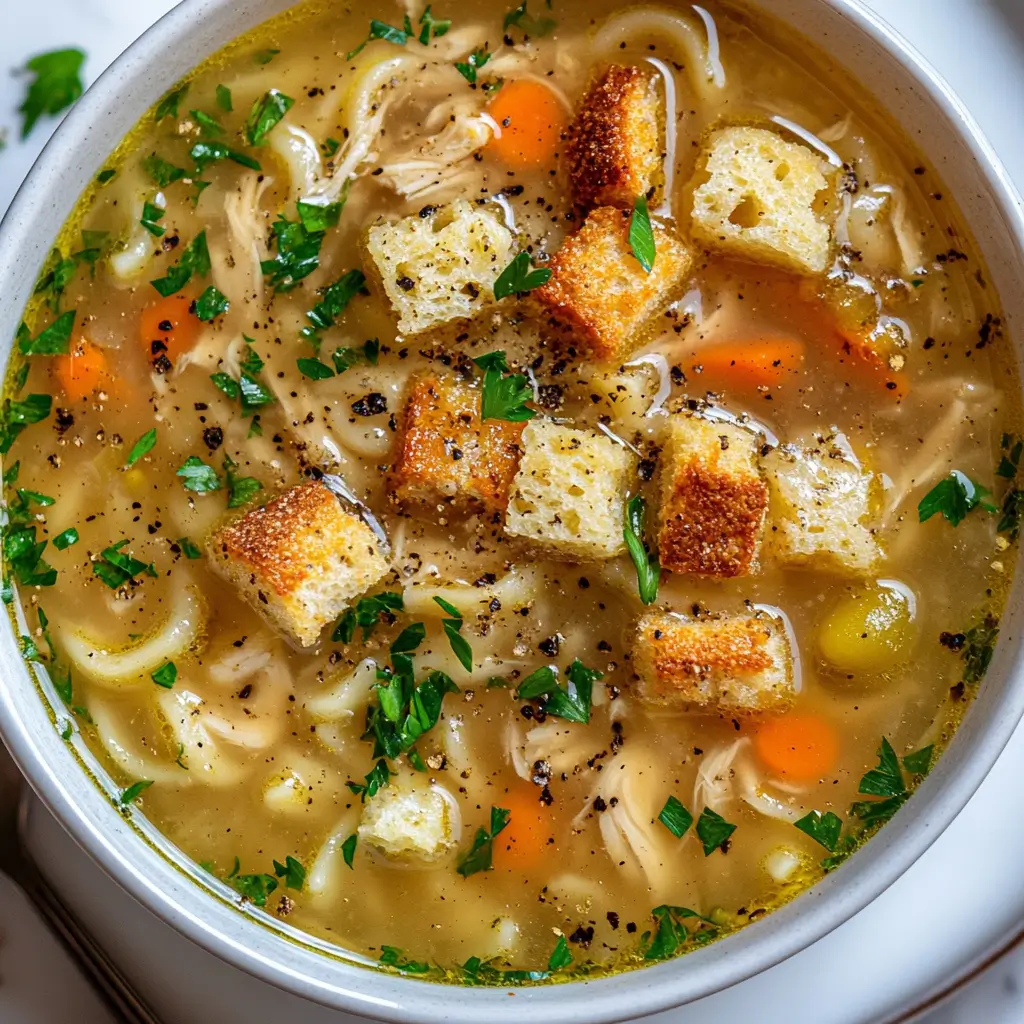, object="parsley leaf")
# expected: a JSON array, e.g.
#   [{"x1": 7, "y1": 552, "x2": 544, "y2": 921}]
[
  {"x1": 215, "y1": 84, "x2": 233, "y2": 112},
  {"x1": 493, "y1": 251, "x2": 552, "y2": 300},
  {"x1": 418, "y1": 6, "x2": 452, "y2": 44},
  {"x1": 332, "y1": 591, "x2": 403, "y2": 642},
  {"x1": 643, "y1": 906, "x2": 716, "y2": 961},
  {"x1": 190, "y1": 109, "x2": 224, "y2": 137},
  {"x1": 341, "y1": 833, "x2": 357, "y2": 868},
  {"x1": 176, "y1": 455, "x2": 221, "y2": 493},
  {"x1": 456, "y1": 48, "x2": 491, "y2": 84},
  {"x1": 503, "y1": 0, "x2": 556, "y2": 35},
  {"x1": 624, "y1": 494, "x2": 659, "y2": 604},
  {"x1": 962, "y1": 614, "x2": 999, "y2": 684},
  {"x1": 918, "y1": 470, "x2": 995, "y2": 527},
  {"x1": 227, "y1": 860, "x2": 277, "y2": 906},
  {"x1": 92, "y1": 539, "x2": 157, "y2": 589},
  {"x1": 245, "y1": 89, "x2": 294, "y2": 146},
  {"x1": 272, "y1": 855, "x2": 305, "y2": 891},
  {"x1": 119, "y1": 779, "x2": 154, "y2": 806},
  {"x1": 194, "y1": 285, "x2": 229, "y2": 322},
  {"x1": 547, "y1": 935, "x2": 573, "y2": 972},
  {"x1": 903, "y1": 744, "x2": 934, "y2": 775},
  {"x1": 190, "y1": 141, "x2": 261, "y2": 172},
  {"x1": 125, "y1": 427, "x2": 157, "y2": 468},
  {"x1": 261, "y1": 216, "x2": 325, "y2": 292},
  {"x1": 155, "y1": 84, "x2": 188, "y2": 121},
  {"x1": 296, "y1": 199, "x2": 343, "y2": 233},
  {"x1": 151, "y1": 231, "x2": 211, "y2": 298},
  {"x1": 391, "y1": 622, "x2": 427, "y2": 654},
  {"x1": 96, "y1": 168, "x2": 116, "y2": 185},
  {"x1": 301, "y1": 269, "x2": 366, "y2": 347},
  {"x1": 794, "y1": 810, "x2": 843, "y2": 852},
  {"x1": 457, "y1": 805, "x2": 511, "y2": 876},
  {"x1": 297, "y1": 357, "x2": 334, "y2": 380},
  {"x1": 695, "y1": 807, "x2": 736, "y2": 855},
  {"x1": 222, "y1": 454, "x2": 262, "y2": 509},
  {"x1": 150, "y1": 661, "x2": 177, "y2": 688},
  {"x1": 253, "y1": 49, "x2": 280, "y2": 65},
  {"x1": 19, "y1": 634, "x2": 41, "y2": 662},
  {"x1": 629, "y1": 194, "x2": 656, "y2": 272},
  {"x1": 17, "y1": 311, "x2": 75, "y2": 356},
  {"x1": 473, "y1": 350, "x2": 535, "y2": 422},
  {"x1": 347, "y1": 18, "x2": 414, "y2": 60},
  {"x1": 433, "y1": 595, "x2": 473, "y2": 671},
  {"x1": 0, "y1": 394, "x2": 53, "y2": 455},
  {"x1": 379, "y1": 946, "x2": 431, "y2": 975},
  {"x1": 332, "y1": 340, "x2": 379, "y2": 374},
  {"x1": 516, "y1": 659, "x2": 601, "y2": 723},
  {"x1": 658, "y1": 795, "x2": 693, "y2": 838},
  {"x1": 176, "y1": 537, "x2": 203, "y2": 559},
  {"x1": 53, "y1": 528, "x2": 79, "y2": 550},
  {"x1": 18, "y1": 49, "x2": 86, "y2": 138},
  {"x1": 140, "y1": 200, "x2": 166, "y2": 238},
  {"x1": 141, "y1": 153, "x2": 186, "y2": 188},
  {"x1": 347, "y1": 758, "x2": 392, "y2": 801},
  {"x1": 858, "y1": 737, "x2": 905, "y2": 798}
]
